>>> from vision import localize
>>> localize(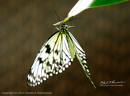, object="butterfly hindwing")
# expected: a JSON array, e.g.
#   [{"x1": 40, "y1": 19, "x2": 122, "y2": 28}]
[{"x1": 68, "y1": 31, "x2": 96, "y2": 89}]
